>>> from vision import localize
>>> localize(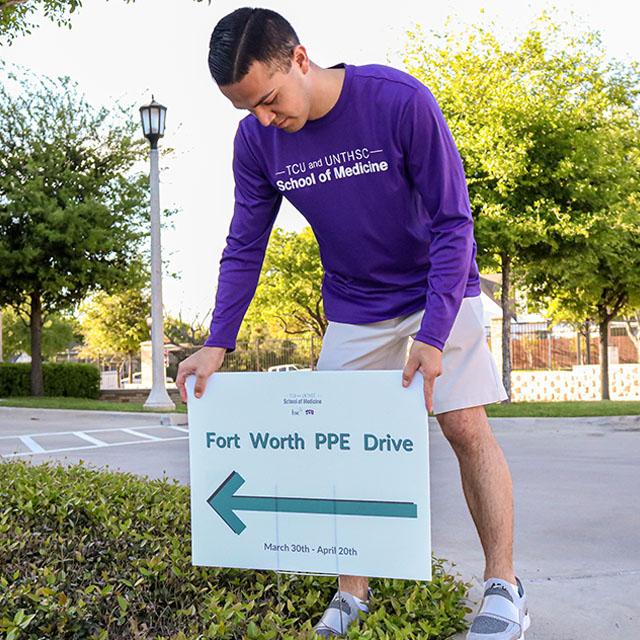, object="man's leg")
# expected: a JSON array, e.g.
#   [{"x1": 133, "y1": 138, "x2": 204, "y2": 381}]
[
  {"x1": 338, "y1": 575, "x2": 369, "y2": 601},
  {"x1": 436, "y1": 404, "x2": 516, "y2": 584},
  {"x1": 342, "y1": 405, "x2": 516, "y2": 595},
  {"x1": 313, "y1": 317, "x2": 408, "y2": 635}
]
